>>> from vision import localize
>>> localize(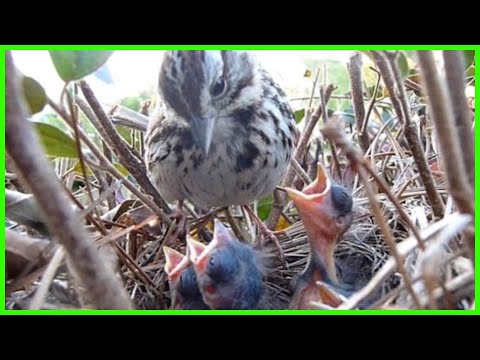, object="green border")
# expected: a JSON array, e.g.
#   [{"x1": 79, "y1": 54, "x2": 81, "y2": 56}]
[
  {"x1": 1, "y1": 45, "x2": 478, "y2": 315},
  {"x1": 3, "y1": 45, "x2": 479, "y2": 50}
]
